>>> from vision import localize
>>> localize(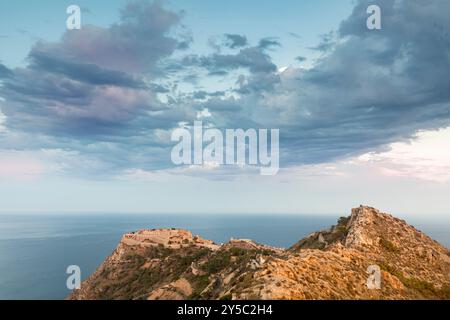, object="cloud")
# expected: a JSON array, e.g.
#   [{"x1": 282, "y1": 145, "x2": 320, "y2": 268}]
[
  {"x1": 0, "y1": 1, "x2": 199, "y2": 176},
  {"x1": 308, "y1": 31, "x2": 336, "y2": 52},
  {"x1": 27, "y1": 49, "x2": 146, "y2": 88},
  {"x1": 1, "y1": 0, "x2": 450, "y2": 179},
  {"x1": 258, "y1": 37, "x2": 281, "y2": 49},
  {"x1": 0, "y1": 1, "x2": 192, "y2": 139},
  {"x1": 1, "y1": 70, "x2": 165, "y2": 136},
  {"x1": 0, "y1": 63, "x2": 13, "y2": 78},
  {"x1": 192, "y1": 90, "x2": 225, "y2": 100},
  {"x1": 186, "y1": 46, "x2": 278, "y2": 74},
  {"x1": 38, "y1": 1, "x2": 182, "y2": 74},
  {"x1": 0, "y1": 110, "x2": 6, "y2": 132},
  {"x1": 224, "y1": 34, "x2": 248, "y2": 49},
  {"x1": 287, "y1": 32, "x2": 302, "y2": 40},
  {"x1": 356, "y1": 127, "x2": 450, "y2": 183},
  {"x1": 196, "y1": 0, "x2": 450, "y2": 167}
]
